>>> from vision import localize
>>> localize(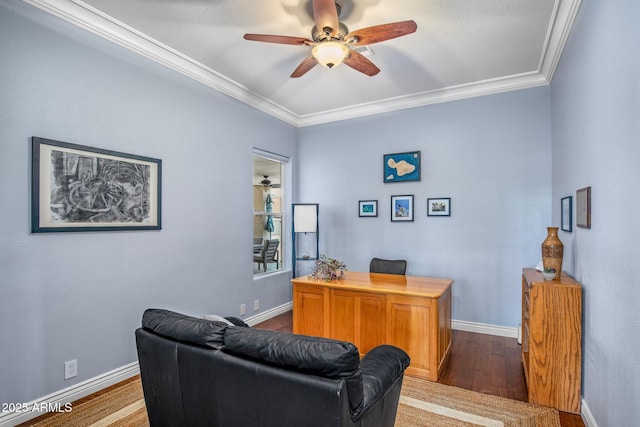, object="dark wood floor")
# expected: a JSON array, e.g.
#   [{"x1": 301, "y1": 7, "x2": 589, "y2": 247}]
[{"x1": 255, "y1": 311, "x2": 584, "y2": 427}]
